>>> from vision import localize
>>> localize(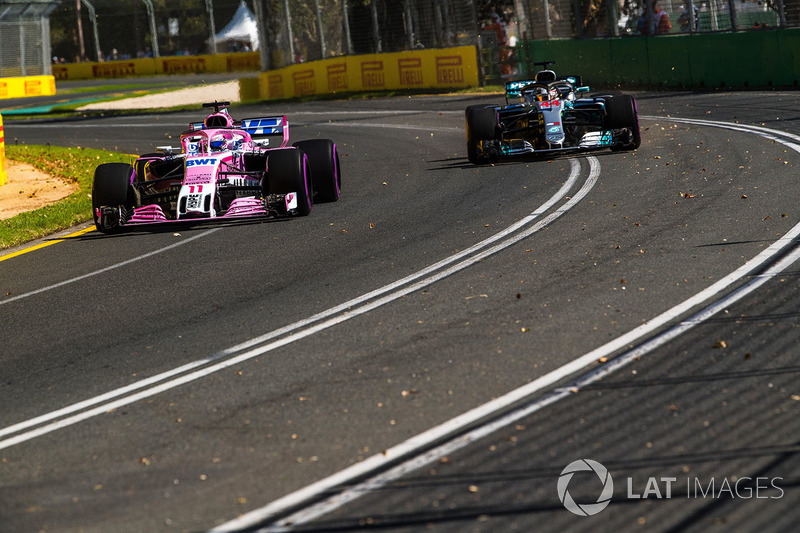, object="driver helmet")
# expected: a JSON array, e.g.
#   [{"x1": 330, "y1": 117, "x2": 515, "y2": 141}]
[
  {"x1": 210, "y1": 133, "x2": 229, "y2": 152},
  {"x1": 523, "y1": 86, "x2": 548, "y2": 104}
]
